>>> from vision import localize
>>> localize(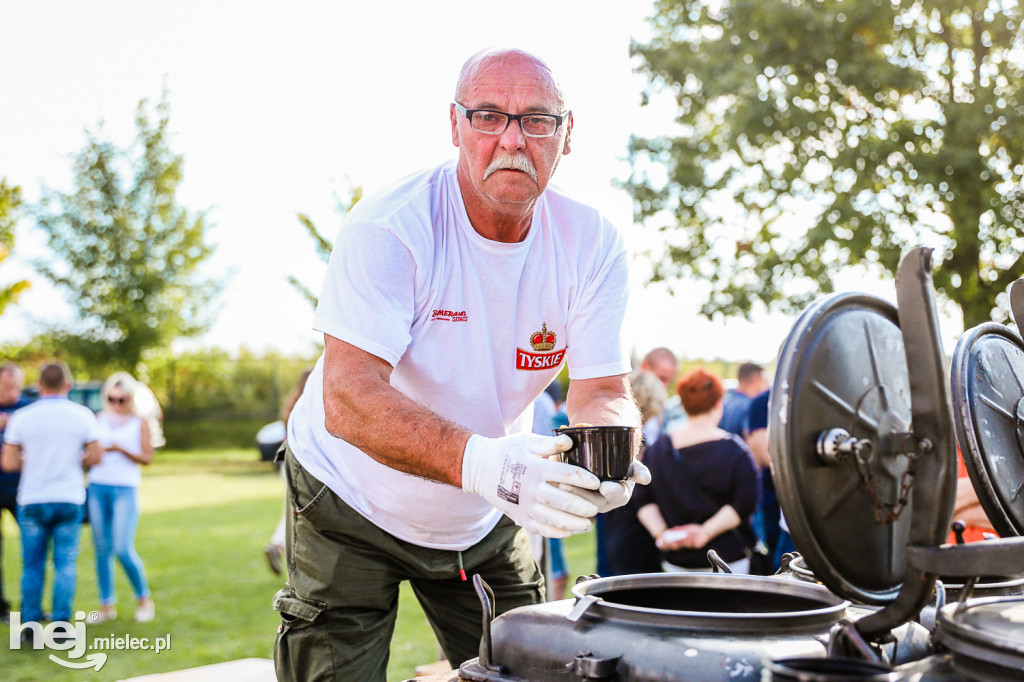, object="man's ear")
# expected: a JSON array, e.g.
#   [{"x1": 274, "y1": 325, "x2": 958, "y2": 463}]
[
  {"x1": 450, "y1": 104, "x2": 460, "y2": 148},
  {"x1": 562, "y1": 111, "x2": 574, "y2": 155}
]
